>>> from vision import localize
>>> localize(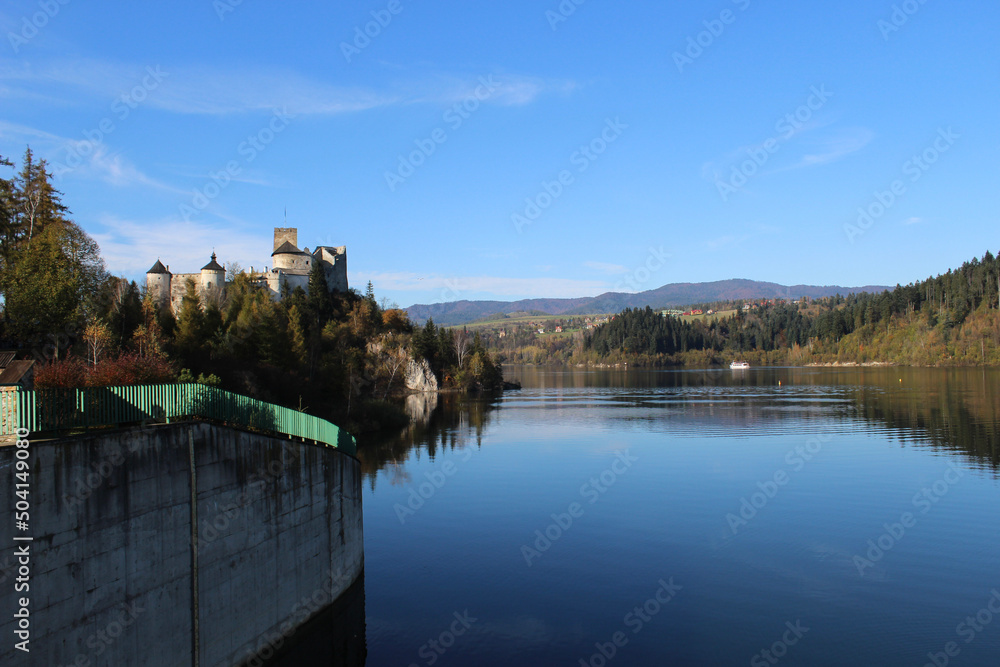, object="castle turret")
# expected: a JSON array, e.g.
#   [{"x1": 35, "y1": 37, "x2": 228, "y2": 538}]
[
  {"x1": 200, "y1": 253, "x2": 226, "y2": 302},
  {"x1": 146, "y1": 259, "x2": 171, "y2": 308}
]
